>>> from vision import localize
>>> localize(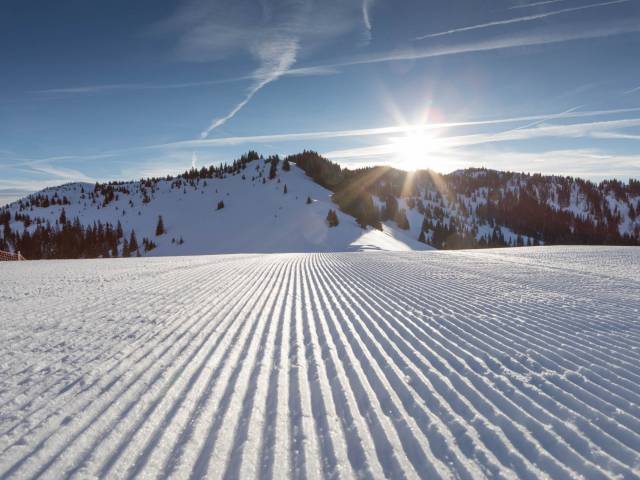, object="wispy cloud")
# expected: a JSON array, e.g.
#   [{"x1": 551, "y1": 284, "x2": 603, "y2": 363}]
[
  {"x1": 0, "y1": 182, "x2": 50, "y2": 195},
  {"x1": 143, "y1": 106, "x2": 640, "y2": 149},
  {"x1": 452, "y1": 148, "x2": 640, "y2": 179},
  {"x1": 452, "y1": 117, "x2": 640, "y2": 147},
  {"x1": 0, "y1": 163, "x2": 96, "y2": 195},
  {"x1": 591, "y1": 131, "x2": 640, "y2": 140},
  {"x1": 624, "y1": 85, "x2": 640, "y2": 95},
  {"x1": 316, "y1": 18, "x2": 640, "y2": 73},
  {"x1": 200, "y1": 36, "x2": 299, "y2": 137},
  {"x1": 509, "y1": 0, "x2": 570, "y2": 10},
  {"x1": 32, "y1": 66, "x2": 339, "y2": 96},
  {"x1": 415, "y1": 0, "x2": 630, "y2": 40},
  {"x1": 321, "y1": 143, "x2": 640, "y2": 180},
  {"x1": 361, "y1": 0, "x2": 375, "y2": 45},
  {"x1": 1, "y1": 152, "x2": 118, "y2": 169},
  {"x1": 320, "y1": 116, "x2": 640, "y2": 163},
  {"x1": 28, "y1": 164, "x2": 95, "y2": 184},
  {"x1": 31, "y1": 6, "x2": 639, "y2": 105},
  {"x1": 152, "y1": 0, "x2": 363, "y2": 138},
  {"x1": 5, "y1": 106, "x2": 640, "y2": 187}
]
